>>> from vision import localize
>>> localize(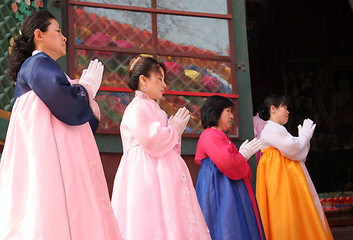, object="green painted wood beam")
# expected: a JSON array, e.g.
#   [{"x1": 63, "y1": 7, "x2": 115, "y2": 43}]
[
  {"x1": 95, "y1": 133, "x2": 199, "y2": 155},
  {"x1": 95, "y1": 134, "x2": 122, "y2": 153},
  {"x1": 0, "y1": 117, "x2": 9, "y2": 141},
  {"x1": 231, "y1": 0, "x2": 257, "y2": 185}
]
